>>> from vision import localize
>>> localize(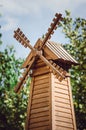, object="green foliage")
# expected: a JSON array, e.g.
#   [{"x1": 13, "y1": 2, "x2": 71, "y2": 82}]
[
  {"x1": 0, "y1": 88, "x2": 29, "y2": 130},
  {"x1": 0, "y1": 41, "x2": 30, "y2": 129},
  {"x1": 0, "y1": 47, "x2": 22, "y2": 90},
  {"x1": 0, "y1": 25, "x2": 2, "y2": 45},
  {"x1": 0, "y1": 11, "x2": 86, "y2": 130},
  {"x1": 60, "y1": 10, "x2": 86, "y2": 129}
]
